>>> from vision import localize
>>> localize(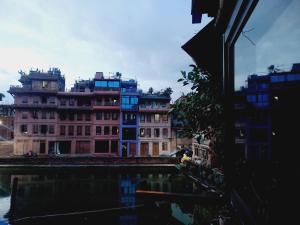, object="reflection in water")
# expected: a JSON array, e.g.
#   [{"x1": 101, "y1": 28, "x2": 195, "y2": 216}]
[{"x1": 0, "y1": 169, "x2": 223, "y2": 225}]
